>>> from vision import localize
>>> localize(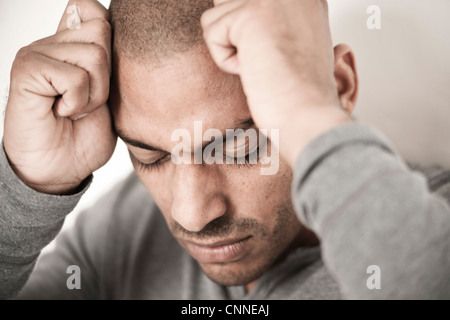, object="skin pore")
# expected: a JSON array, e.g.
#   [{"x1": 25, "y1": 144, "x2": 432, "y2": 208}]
[{"x1": 109, "y1": 45, "x2": 321, "y2": 291}]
